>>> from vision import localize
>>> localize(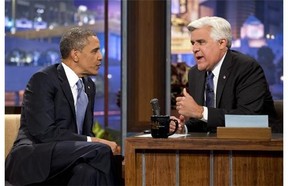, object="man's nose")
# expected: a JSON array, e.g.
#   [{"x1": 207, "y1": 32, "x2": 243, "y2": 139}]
[
  {"x1": 98, "y1": 53, "x2": 103, "y2": 61},
  {"x1": 192, "y1": 45, "x2": 200, "y2": 53}
]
